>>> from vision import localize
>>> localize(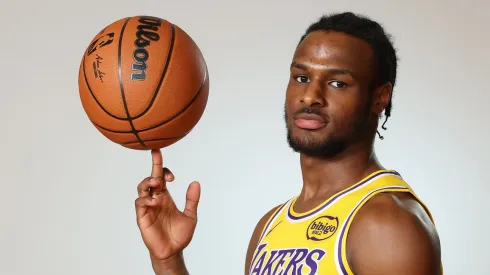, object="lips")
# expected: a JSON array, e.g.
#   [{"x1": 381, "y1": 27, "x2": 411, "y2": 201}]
[{"x1": 293, "y1": 113, "x2": 327, "y2": 130}]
